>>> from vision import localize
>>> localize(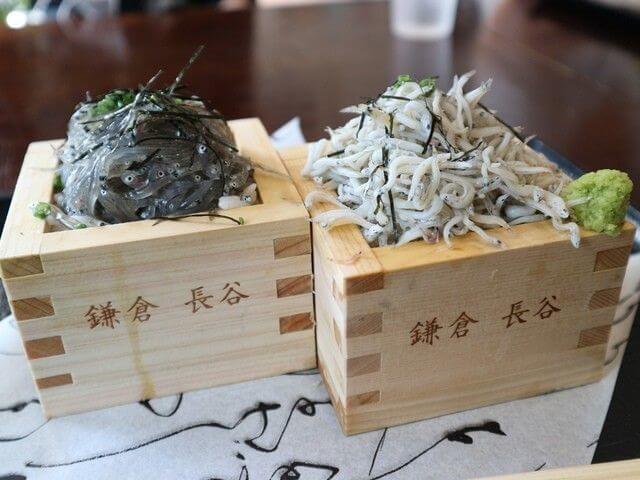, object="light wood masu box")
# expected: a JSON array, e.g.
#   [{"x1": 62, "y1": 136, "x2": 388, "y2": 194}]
[
  {"x1": 280, "y1": 145, "x2": 635, "y2": 435},
  {"x1": 0, "y1": 119, "x2": 316, "y2": 417}
]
